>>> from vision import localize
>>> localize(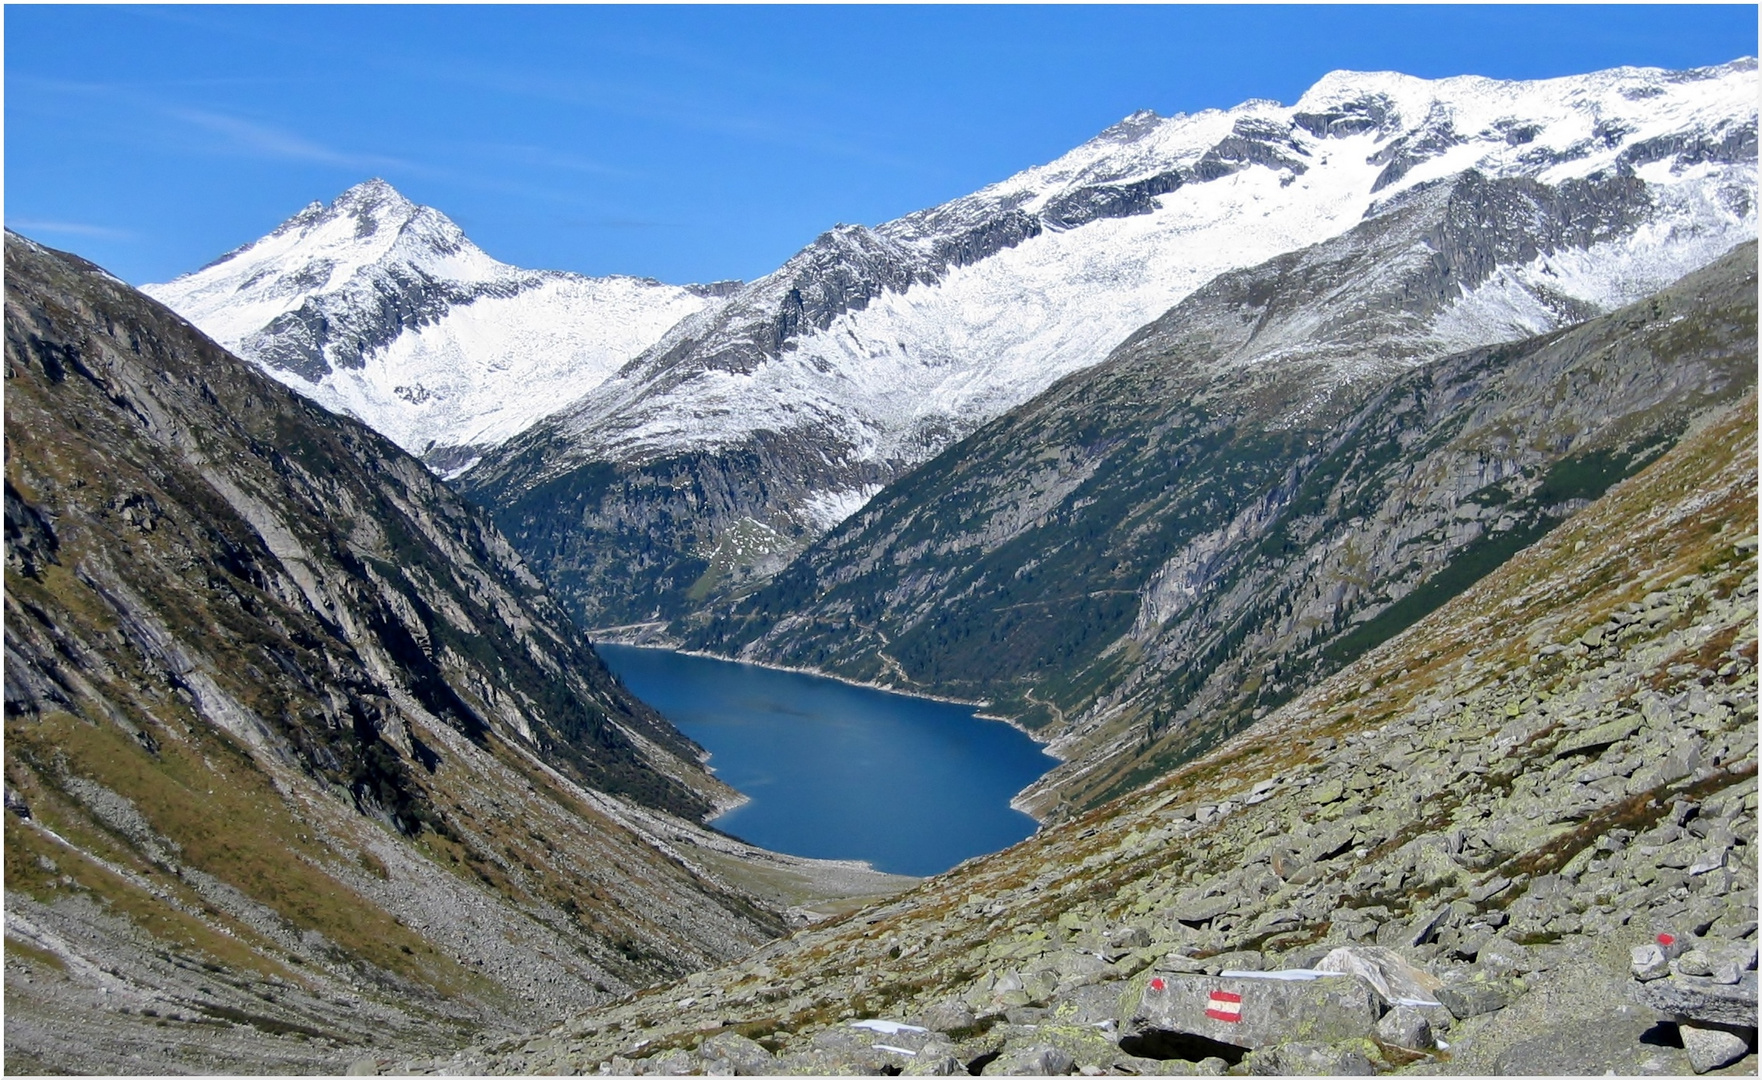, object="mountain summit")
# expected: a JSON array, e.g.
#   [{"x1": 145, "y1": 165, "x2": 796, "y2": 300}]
[
  {"x1": 460, "y1": 59, "x2": 1757, "y2": 631},
  {"x1": 144, "y1": 180, "x2": 719, "y2": 474}
]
